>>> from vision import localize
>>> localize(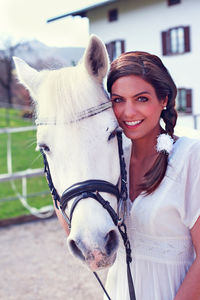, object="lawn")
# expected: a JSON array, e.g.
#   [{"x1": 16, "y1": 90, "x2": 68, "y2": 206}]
[{"x1": 0, "y1": 107, "x2": 52, "y2": 219}]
